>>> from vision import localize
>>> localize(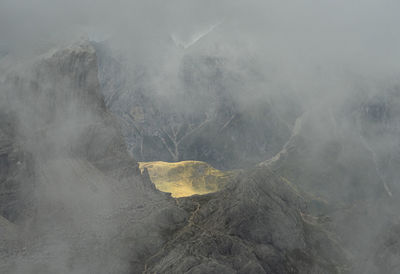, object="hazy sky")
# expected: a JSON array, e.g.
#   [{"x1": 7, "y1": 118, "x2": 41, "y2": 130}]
[
  {"x1": 1, "y1": 0, "x2": 399, "y2": 114},
  {"x1": 1, "y1": 0, "x2": 399, "y2": 65}
]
